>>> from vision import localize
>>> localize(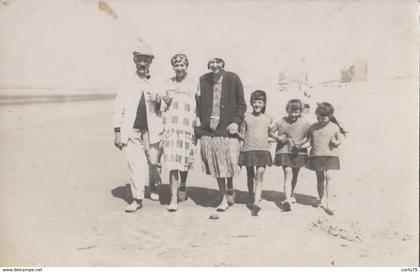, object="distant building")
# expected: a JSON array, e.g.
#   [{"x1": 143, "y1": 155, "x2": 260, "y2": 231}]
[
  {"x1": 278, "y1": 70, "x2": 308, "y2": 92},
  {"x1": 341, "y1": 59, "x2": 368, "y2": 83}
]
